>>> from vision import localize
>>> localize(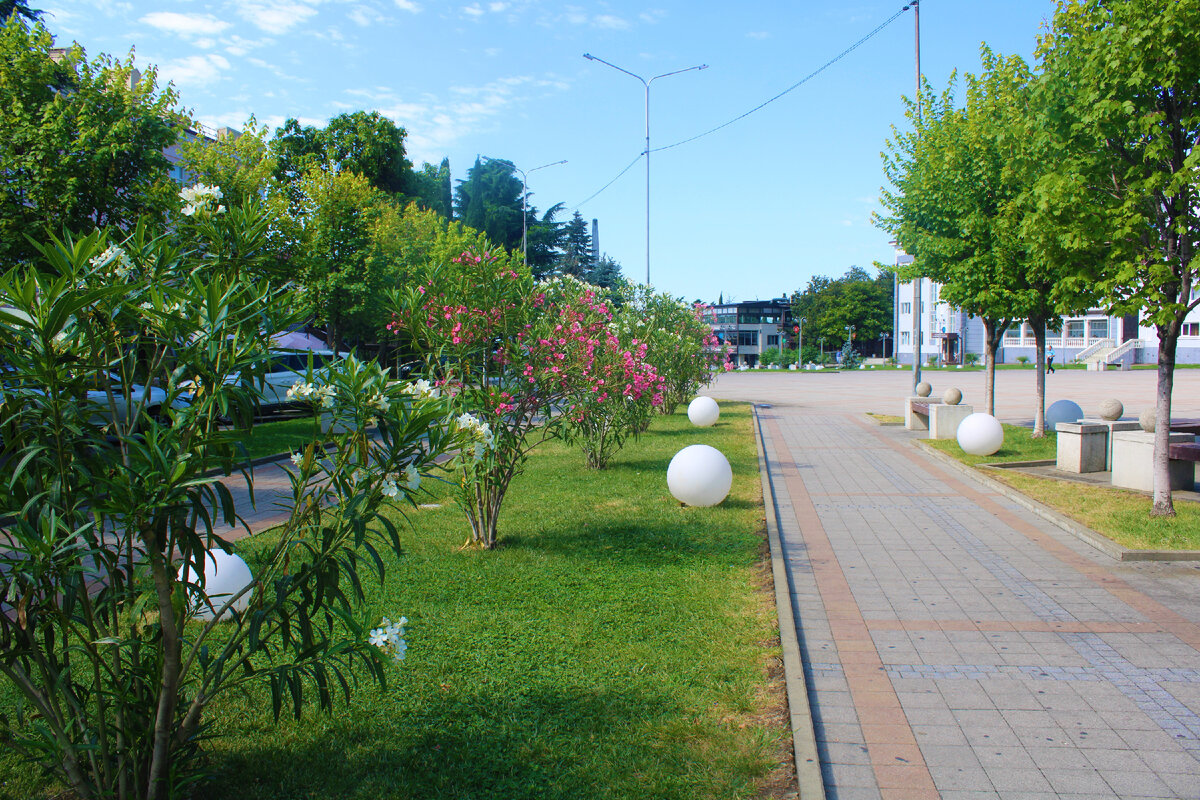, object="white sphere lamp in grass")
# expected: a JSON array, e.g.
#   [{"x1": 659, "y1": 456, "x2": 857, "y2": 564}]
[
  {"x1": 1045, "y1": 399, "x2": 1084, "y2": 430},
  {"x1": 178, "y1": 549, "x2": 254, "y2": 621},
  {"x1": 667, "y1": 444, "x2": 732, "y2": 507},
  {"x1": 687, "y1": 396, "x2": 720, "y2": 427},
  {"x1": 957, "y1": 413, "x2": 1005, "y2": 456}
]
